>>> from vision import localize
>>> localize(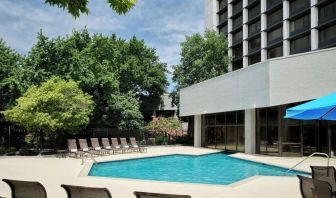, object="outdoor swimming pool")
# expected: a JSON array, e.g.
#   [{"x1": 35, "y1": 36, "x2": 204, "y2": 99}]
[{"x1": 88, "y1": 152, "x2": 308, "y2": 185}]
